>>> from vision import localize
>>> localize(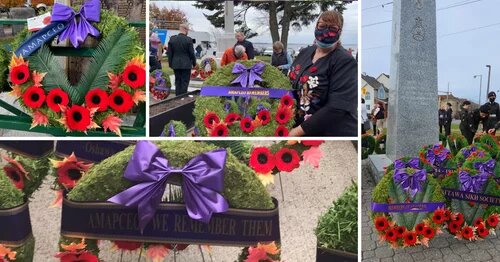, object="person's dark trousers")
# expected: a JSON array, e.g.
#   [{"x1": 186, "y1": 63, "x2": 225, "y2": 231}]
[
  {"x1": 461, "y1": 128, "x2": 474, "y2": 145},
  {"x1": 174, "y1": 69, "x2": 191, "y2": 96},
  {"x1": 372, "y1": 123, "x2": 377, "y2": 135},
  {"x1": 149, "y1": 56, "x2": 162, "y2": 72},
  {"x1": 445, "y1": 122, "x2": 452, "y2": 136},
  {"x1": 439, "y1": 124, "x2": 444, "y2": 134}
]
